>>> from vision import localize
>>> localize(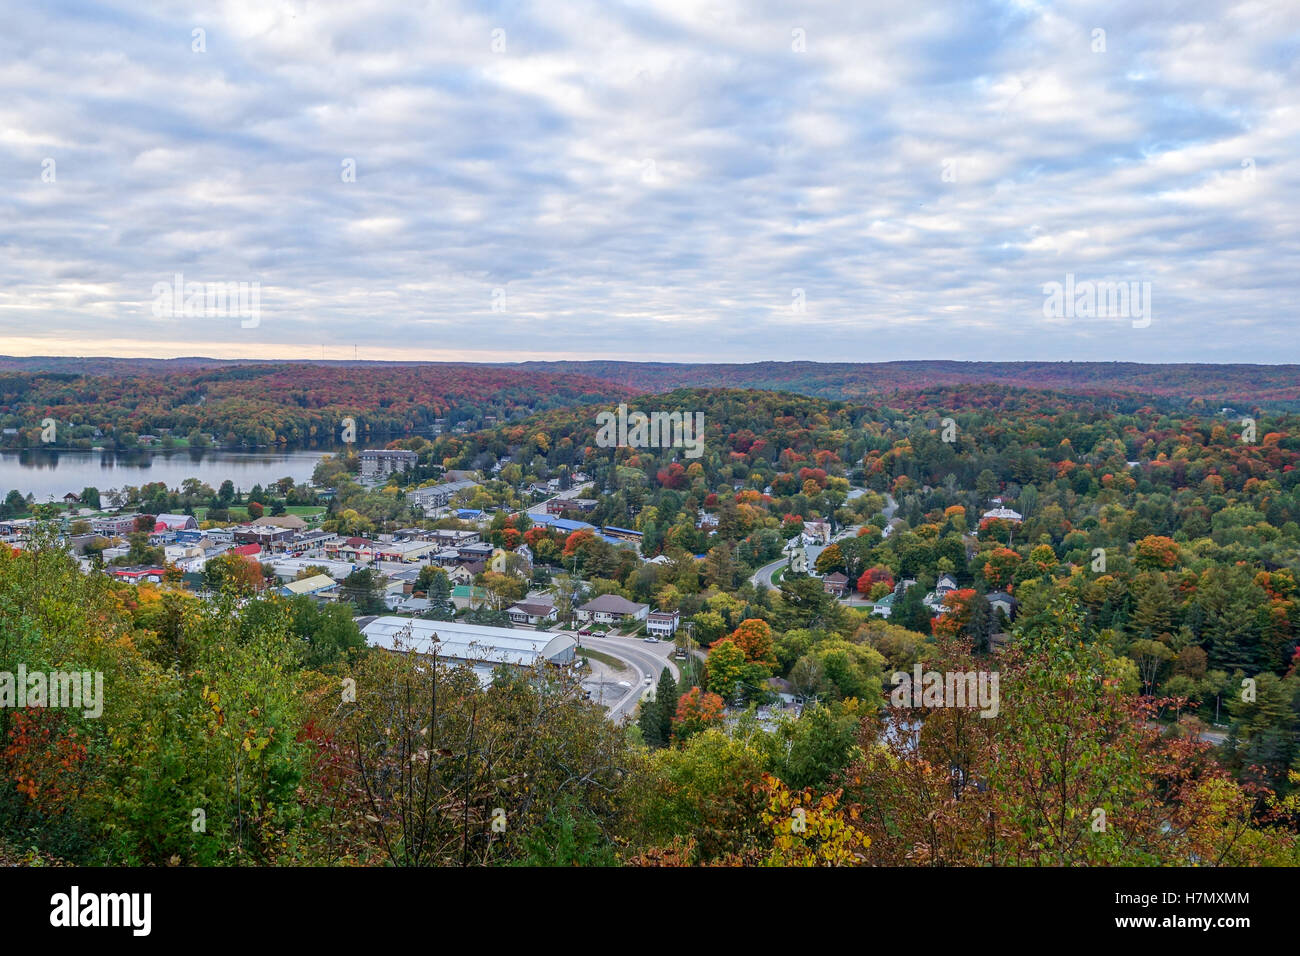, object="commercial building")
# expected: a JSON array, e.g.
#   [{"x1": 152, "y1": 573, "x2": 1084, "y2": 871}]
[{"x1": 361, "y1": 617, "x2": 577, "y2": 686}]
